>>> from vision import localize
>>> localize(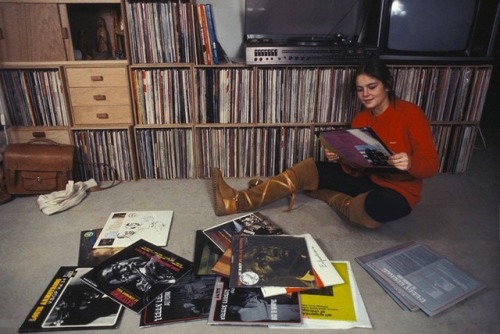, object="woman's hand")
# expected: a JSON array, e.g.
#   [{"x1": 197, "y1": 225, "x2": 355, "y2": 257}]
[
  {"x1": 324, "y1": 148, "x2": 340, "y2": 163},
  {"x1": 388, "y1": 152, "x2": 411, "y2": 171}
]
